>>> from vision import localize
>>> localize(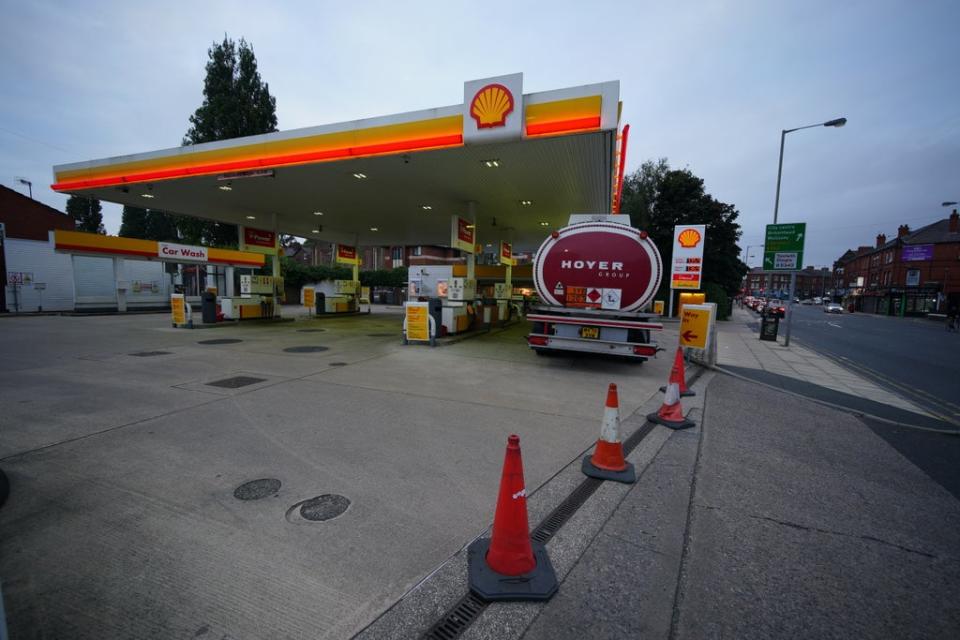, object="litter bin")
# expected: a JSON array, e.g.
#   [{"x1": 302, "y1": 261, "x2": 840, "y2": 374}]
[
  {"x1": 201, "y1": 291, "x2": 218, "y2": 324},
  {"x1": 316, "y1": 291, "x2": 326, "y2": 314},
  {"x1": 759, "y1": 314, "x2": 779, "y2": 342}
]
